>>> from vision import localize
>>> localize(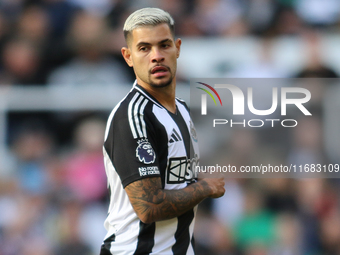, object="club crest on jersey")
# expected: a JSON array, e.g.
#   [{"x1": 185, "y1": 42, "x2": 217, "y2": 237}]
[
  {"x1": 136, "y1": 139, "x2": 156, "y2": 164},
  {"x1": 190, "y1": 121, "x2": 198, "y2": 142}
]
